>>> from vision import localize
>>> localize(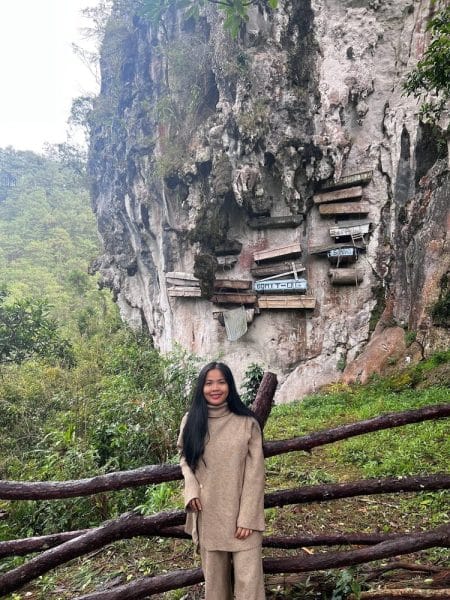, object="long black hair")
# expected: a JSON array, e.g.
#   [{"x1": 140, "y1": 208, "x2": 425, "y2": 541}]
[{"x1": 182, "y1": 361, "x2": 260, "y2": 472}]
